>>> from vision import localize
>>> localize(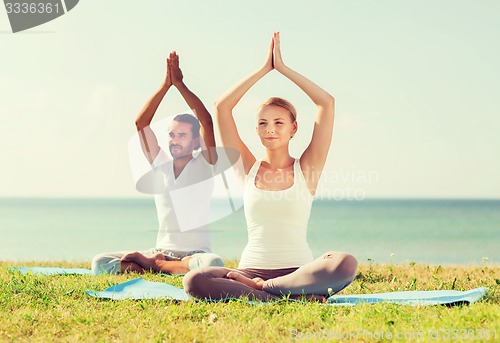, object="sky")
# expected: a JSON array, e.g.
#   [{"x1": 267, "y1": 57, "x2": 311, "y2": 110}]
[{"x1": 0, "y1": 0, "x2": 499, "y2": 199}]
